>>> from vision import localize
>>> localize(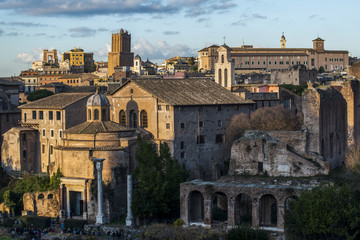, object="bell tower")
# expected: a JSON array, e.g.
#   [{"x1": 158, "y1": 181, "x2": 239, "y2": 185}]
[
  {"x1": 313, "y1": 37, "x2": 325, "y2": 52},
  {"x1": 280, "y1": 33, "x2": 286, "y2": 48}
]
